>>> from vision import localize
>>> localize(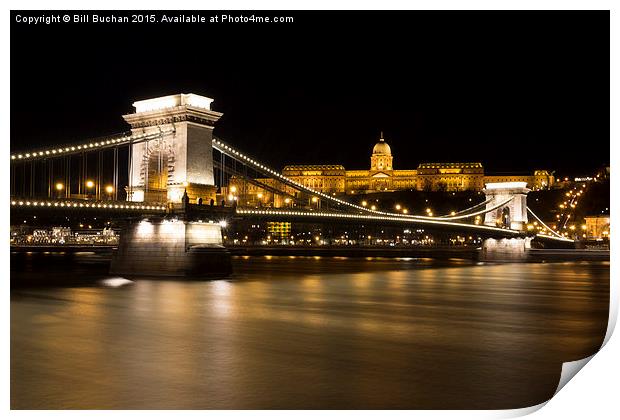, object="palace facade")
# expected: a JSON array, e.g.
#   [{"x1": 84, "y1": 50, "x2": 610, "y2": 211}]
[
  {"x1": 280, "y1": 135, "x2": 554, "y2": 193},
  {"x1": 225, "y1": 134, "x2": 555, "y2": 205}
]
